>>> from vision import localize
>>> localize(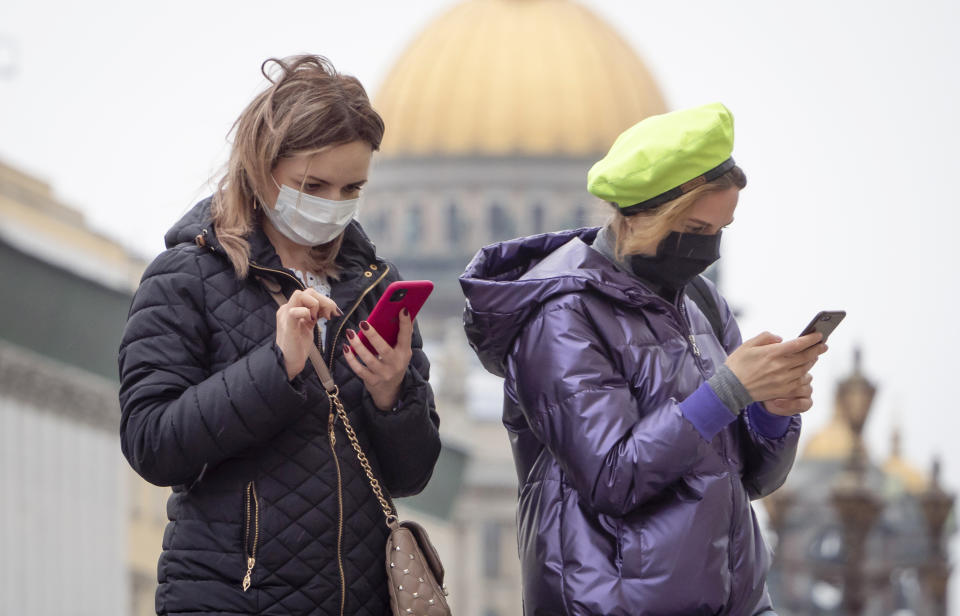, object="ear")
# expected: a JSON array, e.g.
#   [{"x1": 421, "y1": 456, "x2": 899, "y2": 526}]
[{"x1": 621, "y1": 212, "x2": 642, "y2": 235}]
